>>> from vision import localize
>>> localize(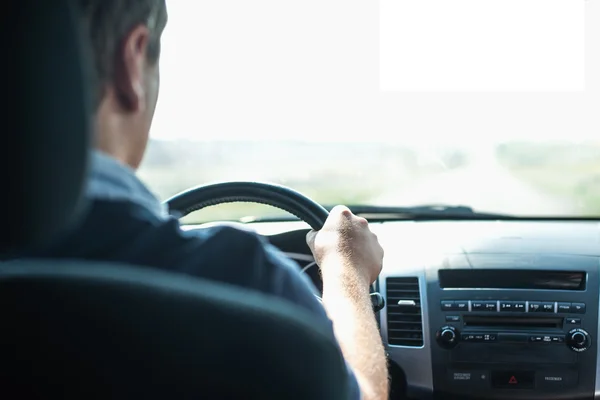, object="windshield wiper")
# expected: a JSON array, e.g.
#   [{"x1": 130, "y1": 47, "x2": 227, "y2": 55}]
[{"x1": 236, "y1": 204, "x2": 513, "y2": 224}]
